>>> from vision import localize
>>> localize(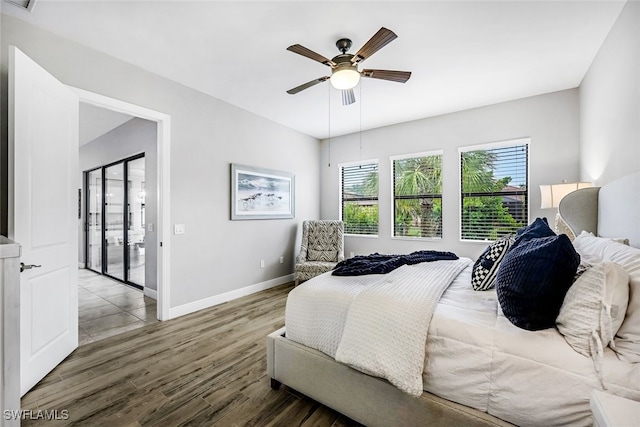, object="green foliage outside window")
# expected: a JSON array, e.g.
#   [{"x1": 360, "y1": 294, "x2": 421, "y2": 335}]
[
  {"x1": 339, "y1": 143, "x2": 527, "y2": 240},
  {"x1": 343, "y1": 203, "x2": 379, "y2": 235},
  {"x1": 341, "y1": 162, "x2": 379, "y2": 235},
  {"x1": 393, "y1": 154, "x2": 443, "y2": 238},
  {"x1": 460, "y1": 146, "x2": 528, "y2": 240}
]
